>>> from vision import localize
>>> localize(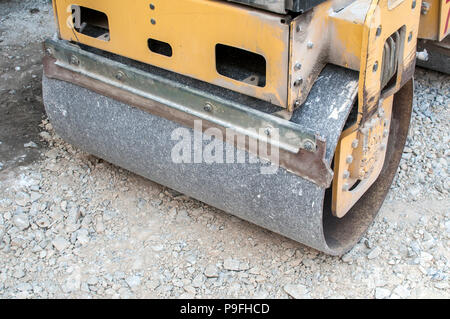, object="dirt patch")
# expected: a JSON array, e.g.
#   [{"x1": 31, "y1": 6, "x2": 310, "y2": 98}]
[{"x1": 0, "y1": 43, "x2": 47, "y2": 171}]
